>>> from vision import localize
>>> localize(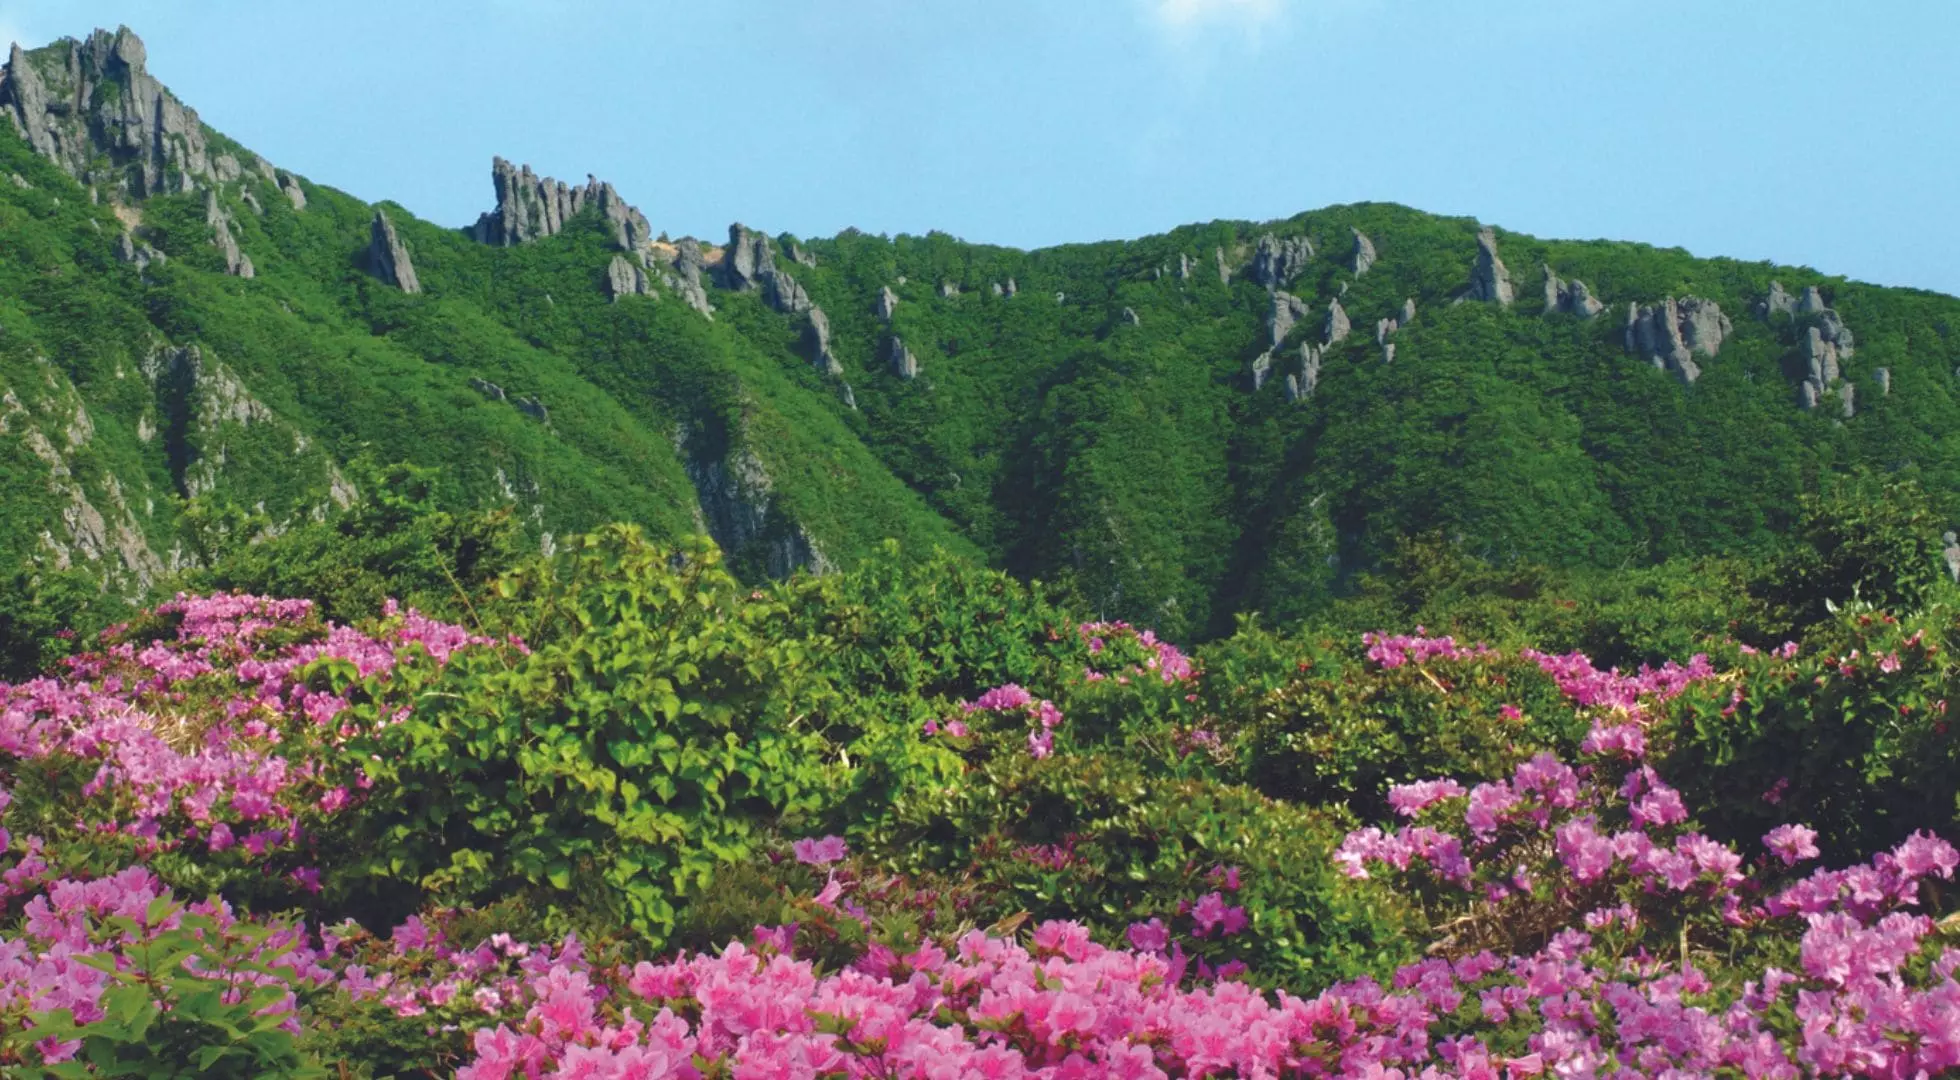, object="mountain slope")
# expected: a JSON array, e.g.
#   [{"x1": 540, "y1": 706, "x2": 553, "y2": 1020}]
[{"x1": 4, "y1": 27, "x2": 1959, "y2": 639}]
